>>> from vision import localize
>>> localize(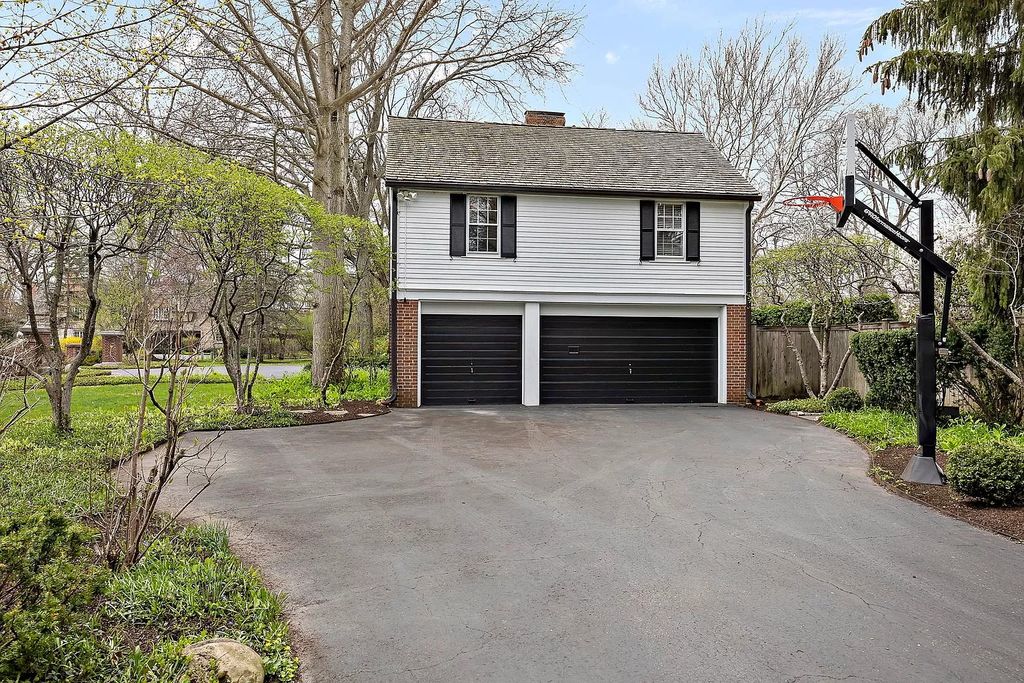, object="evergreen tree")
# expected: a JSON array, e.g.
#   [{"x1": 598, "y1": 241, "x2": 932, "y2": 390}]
[{"x1": 861, "y1": 1, "x2": 1023, "y2": 227}]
